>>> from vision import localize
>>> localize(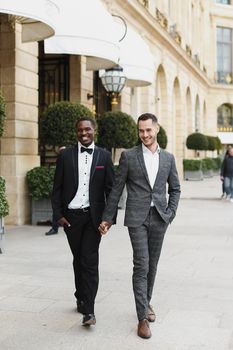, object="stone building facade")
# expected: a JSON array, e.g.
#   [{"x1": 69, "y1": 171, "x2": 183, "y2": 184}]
[{"x1": 1, "y1": 0, "x2": 233, "y2": 224}]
